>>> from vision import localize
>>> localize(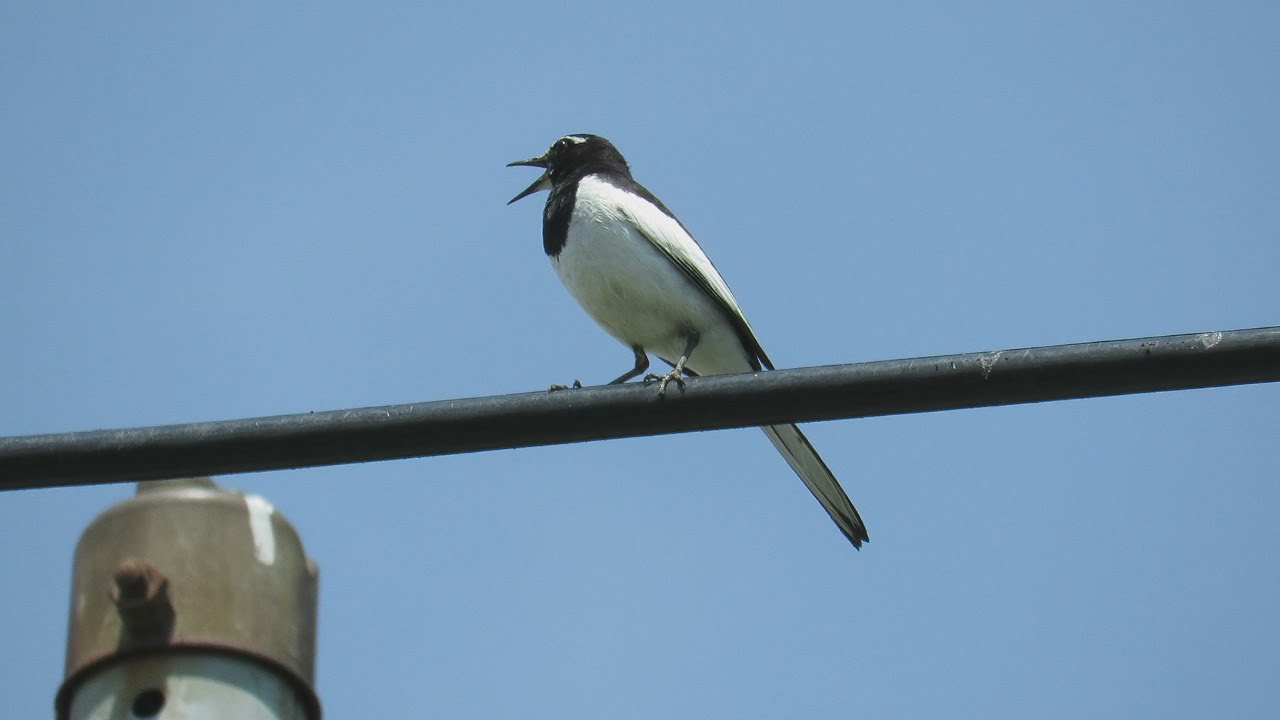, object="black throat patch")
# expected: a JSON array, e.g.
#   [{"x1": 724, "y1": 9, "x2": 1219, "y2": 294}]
[{"x1": 542, "y1": 180, "x2": 576, "y2": 257}]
